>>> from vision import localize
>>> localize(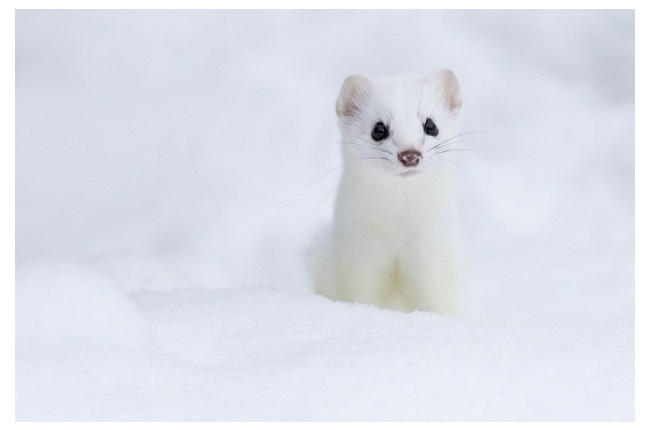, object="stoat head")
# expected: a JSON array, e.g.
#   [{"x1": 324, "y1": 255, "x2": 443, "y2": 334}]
[{"x1": 336, "y1": 70, "x2": 462, "y2": 178}]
